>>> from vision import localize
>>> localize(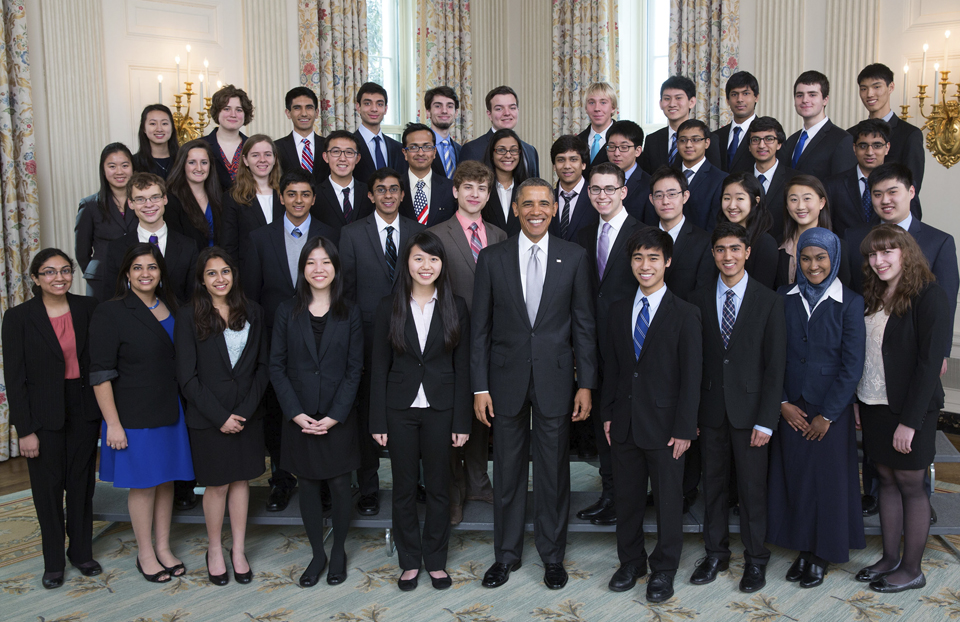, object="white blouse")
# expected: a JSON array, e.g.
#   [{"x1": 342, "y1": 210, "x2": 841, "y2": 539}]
[
  {"x1": 223, "y1": 321, "x2": 251, "y2": 369},
  {"x1": 856, "y1": 310, "x2": 889, "y2": 405}
]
